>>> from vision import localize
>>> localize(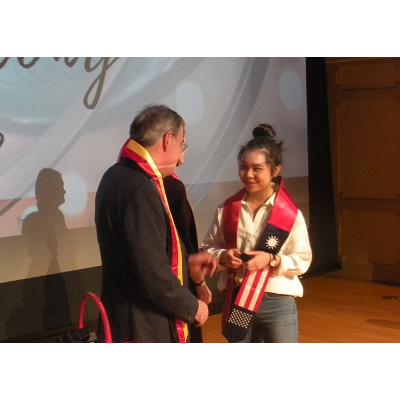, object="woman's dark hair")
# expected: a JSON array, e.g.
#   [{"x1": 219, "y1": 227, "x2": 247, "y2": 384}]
[{"x1": 237, "y1": 124, "x2": 284, "y2": 169}]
